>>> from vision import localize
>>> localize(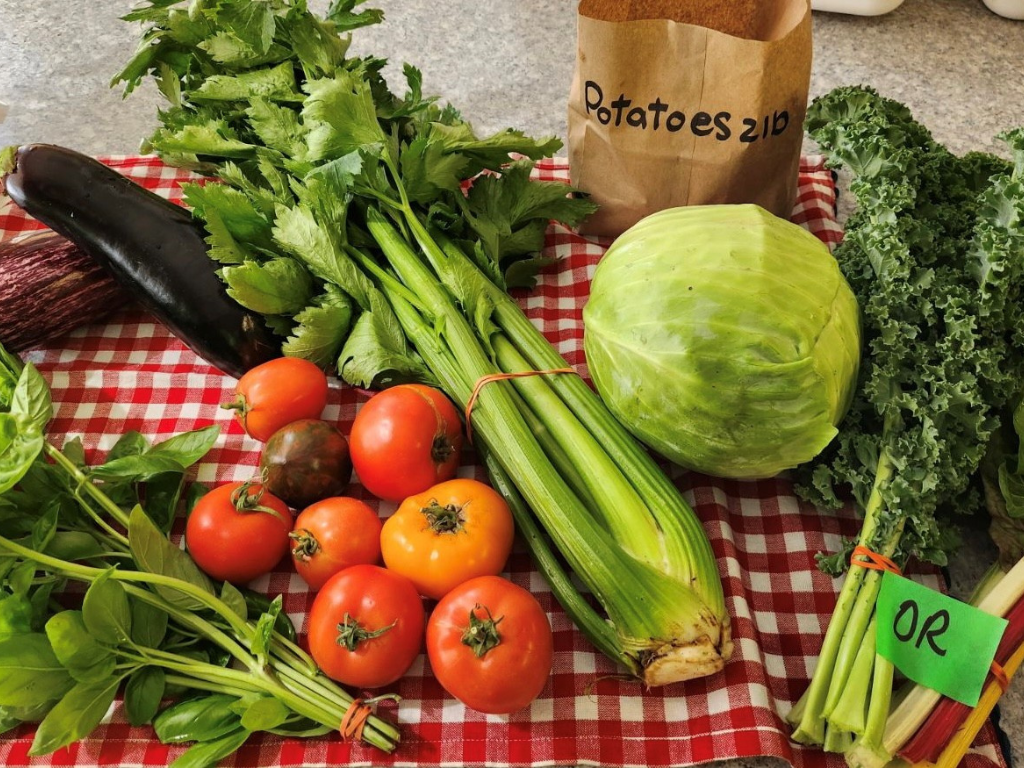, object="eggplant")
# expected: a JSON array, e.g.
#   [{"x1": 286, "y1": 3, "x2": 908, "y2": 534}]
[
  {"x1": 0, "y1": 232, "x2": 130, "y2": 352},
  {"x1": 1, "y1": 143, "x2": 278, "y2": 378}
]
